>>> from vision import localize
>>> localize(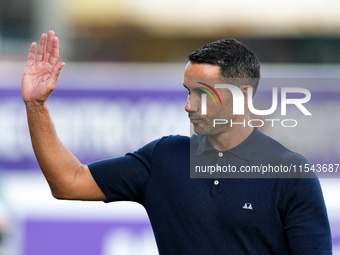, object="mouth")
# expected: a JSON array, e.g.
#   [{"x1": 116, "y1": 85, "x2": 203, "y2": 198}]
[
  {"x1": 189, "y1": 115, "x2": 205, "y2": 124},
  {"x1": 190, "y1": 119, "x2": 203, "y2": 124}
]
